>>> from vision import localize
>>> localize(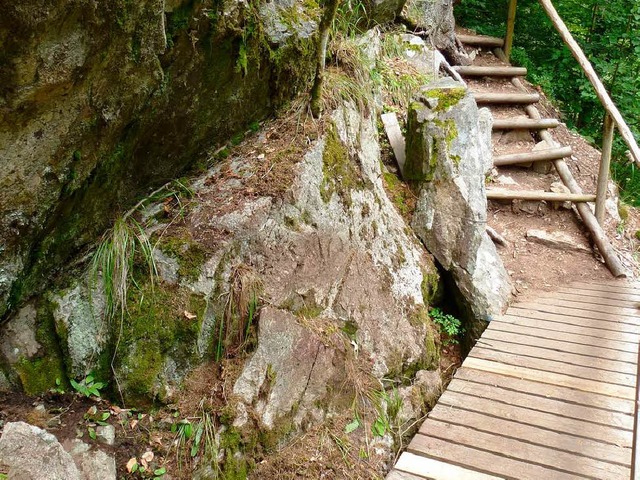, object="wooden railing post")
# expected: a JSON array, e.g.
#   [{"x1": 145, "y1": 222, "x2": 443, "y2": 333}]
[
  {"x1": 504, "y1": 0, "x2": 518, "y2": 61},
  {"x1": 595, "y1": 114, "x2": 615, "y2": 225}
]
